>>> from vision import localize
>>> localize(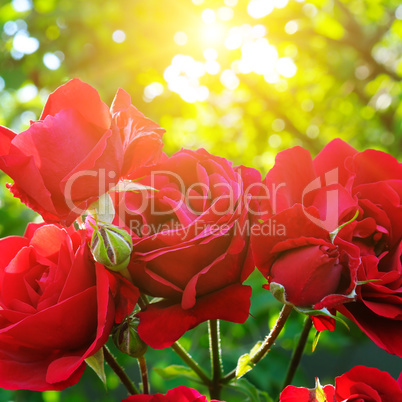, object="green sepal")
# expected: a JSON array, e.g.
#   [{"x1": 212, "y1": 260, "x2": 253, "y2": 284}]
[
  {"x1": 356, "y1": 278, "x2": 382, "y2": 285},
  {"x1": 294, "y1": 306, "x2": 350, "y2": 331},
  {"x1": 149, "y1": 297, "x2": 165, "y2": 304},
  {"x1": 85, "y1": 348, "x2": 107, "y2": 388},
  {"x1": 329, "y1": 210, "x2": 359, "y2": 243},
  {"x1": 88, "y1": 193, "x2": 115, "y2": 223},
  {"x1": 269, "y1": 282, "x2": 290, "y2": 305},
  {"x1": 315, "y1": 377, "x2": 328, "y2": 402},
  {"x1": 153, "y1": 365, "x2": 202, "y2": 384},
  {"x1": 312, "y1": 330, "x2": 321, "y2": 352},
  {"x1": 271, "y1": 282, "x2": 352, "y2": 331},
  {"x1": 111, "y1": 180, "x2": 159, "y2": 193}
]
